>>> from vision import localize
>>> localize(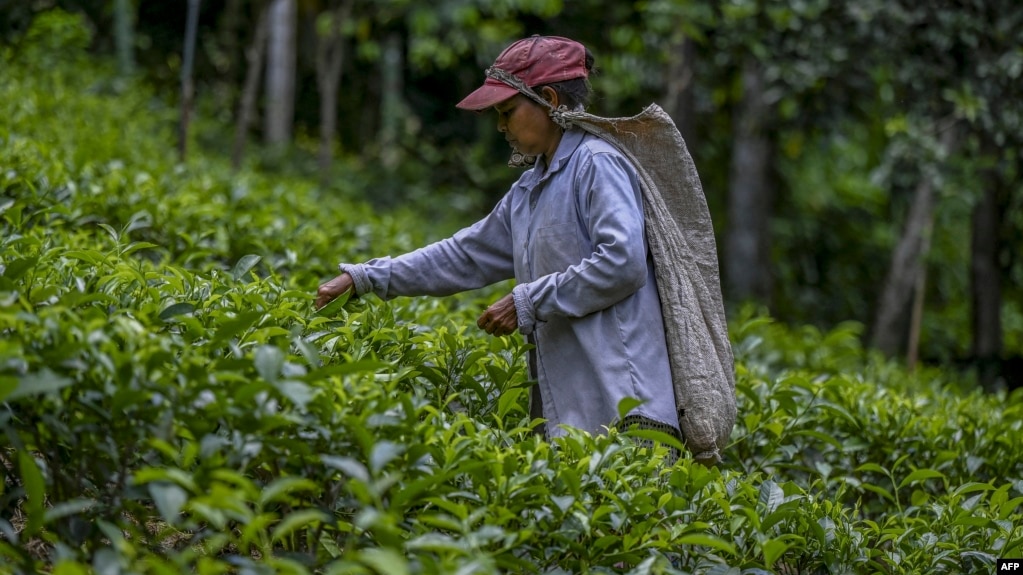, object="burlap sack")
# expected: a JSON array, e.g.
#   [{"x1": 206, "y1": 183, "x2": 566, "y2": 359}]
[{"x1": 565, "y1": 105, "x2": 737, "y2": 463}]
